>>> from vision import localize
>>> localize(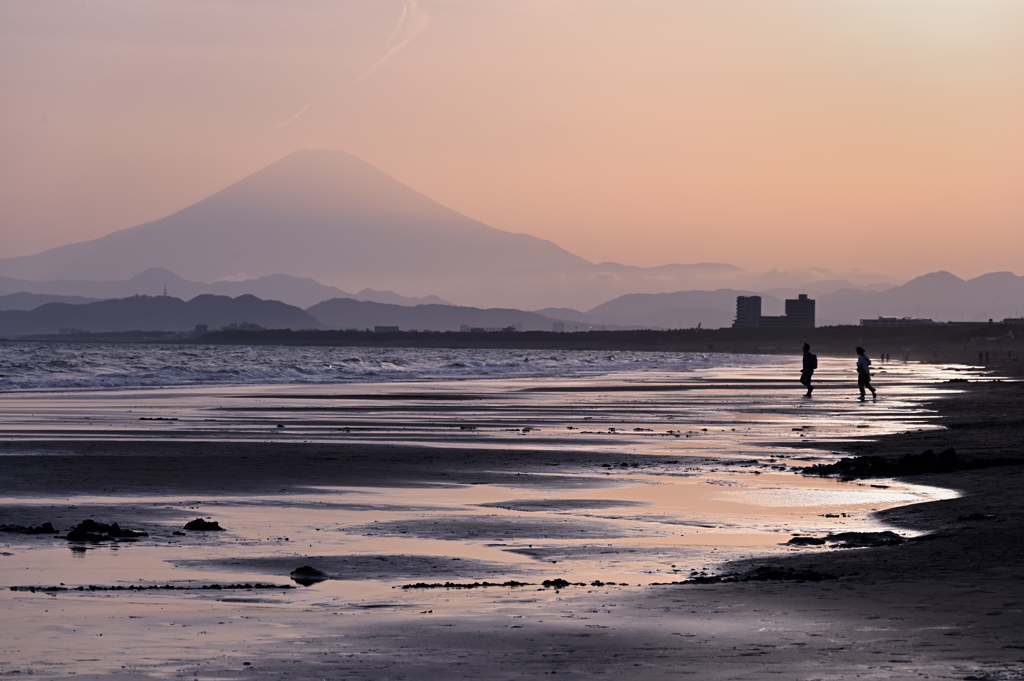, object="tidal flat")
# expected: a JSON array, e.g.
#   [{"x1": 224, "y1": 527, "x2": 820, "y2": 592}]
[{"x1": 2, "y1": 354, "x2": 1021, "y2": 680}]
